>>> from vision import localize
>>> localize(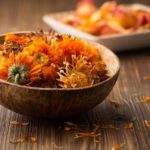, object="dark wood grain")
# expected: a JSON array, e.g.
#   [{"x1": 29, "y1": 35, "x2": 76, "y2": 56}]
[{"x1": 0, "y1": 0, "x2": 150, "y2": 150}]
